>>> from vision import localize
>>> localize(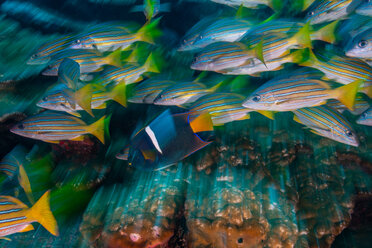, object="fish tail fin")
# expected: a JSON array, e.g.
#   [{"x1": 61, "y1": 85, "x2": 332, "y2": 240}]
[
  {"x1": 291, "y1": 22, "x2": 312, "y2": 49},
  {"x1": 105, "y1": 49, "x2": 122, "y2": 67},
  {"x1": 29, "y1": 191, "x2": 59, "y2": 236},
  {"x1": 290, "y1": 49, "x2": 309, "y2": 64},
  {"x1": 143, "y1": 53, "x2": 160, "y2": 73},
  {"x1": 269, "y1": 0, "x2": 284, "y2": 12},
  {"x1": 75, "y1": 84, "x2": 95, "y2": 117},
  {"x1": 125, "y1": 45, "x2": 140, "y2": 63},
  {"x1": 299, "y1": 48, "x2": 318, "y2": 67},
  {"x1": 256, "y1": 110, "x2": 275, "y2": 120},
  {"x1": 333, "y1": 80, "x2": 363, "y2": 111},
  {"x1": 189, "y1": 112, "x2": 214, "y2": 133},
  {"x1": 312, "y1": 20, "x2": 339, "y2": 43},
  {"x1": 86, "y1": 115, "x2": 111, "y2": 144},
  {"x1": 137, "y1": 18, "x2": 162, "y2": 44},
  {"x1": 108, "y1": 83, "x2": 127, "y2": 107}
]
